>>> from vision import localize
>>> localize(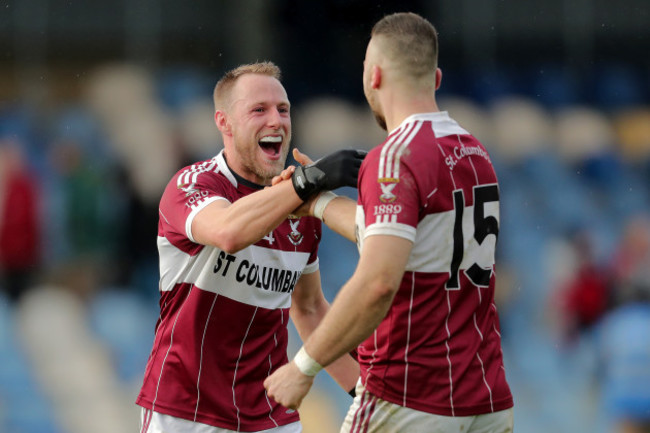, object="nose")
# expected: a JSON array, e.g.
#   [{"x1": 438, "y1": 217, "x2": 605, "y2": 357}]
[{"x1": 267, "y1": 107, "x2": 283, "y2": 129}]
